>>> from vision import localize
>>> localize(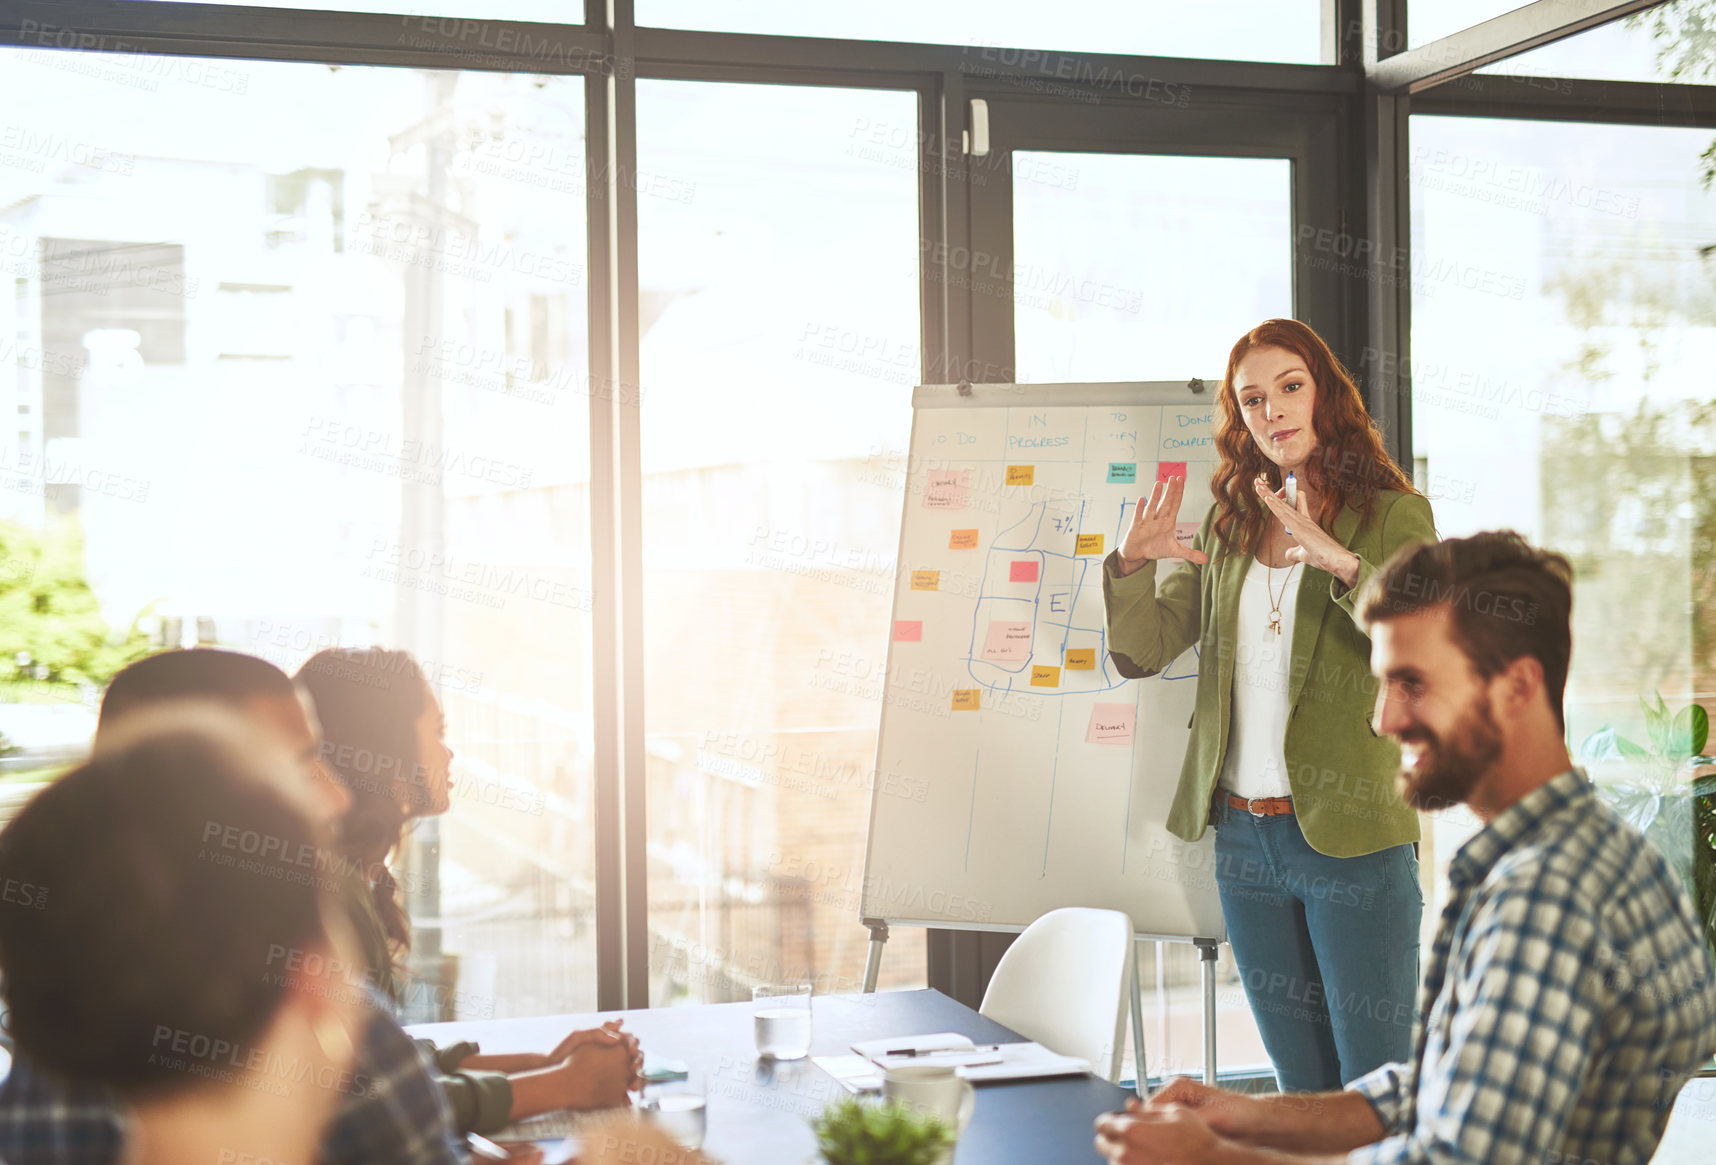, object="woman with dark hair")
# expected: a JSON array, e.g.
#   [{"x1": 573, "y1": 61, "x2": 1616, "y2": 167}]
[
  {"x1": 296, "y1": 647, "x2": 643, "y2": 1134},
  {"x1": 1103, "y1": 318, "x2": 1437, "y2": 1091},
  {"x1": 0, "y1": 707, "x2": 365, "y2": 1165}
]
